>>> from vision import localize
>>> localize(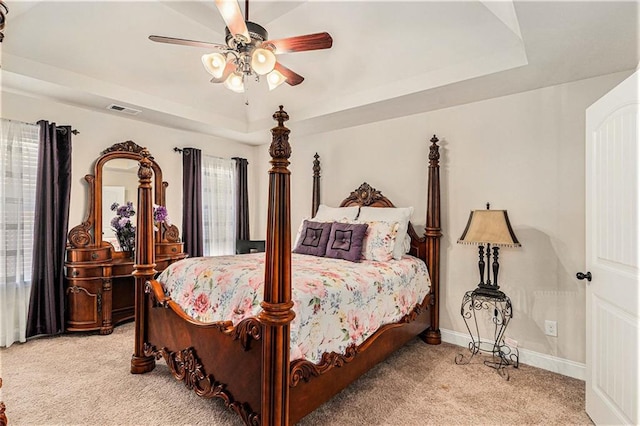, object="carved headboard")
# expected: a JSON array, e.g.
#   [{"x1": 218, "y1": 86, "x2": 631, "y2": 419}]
[{"x1": 339, "y1": 182, "x2": 427, "y2": 262}]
